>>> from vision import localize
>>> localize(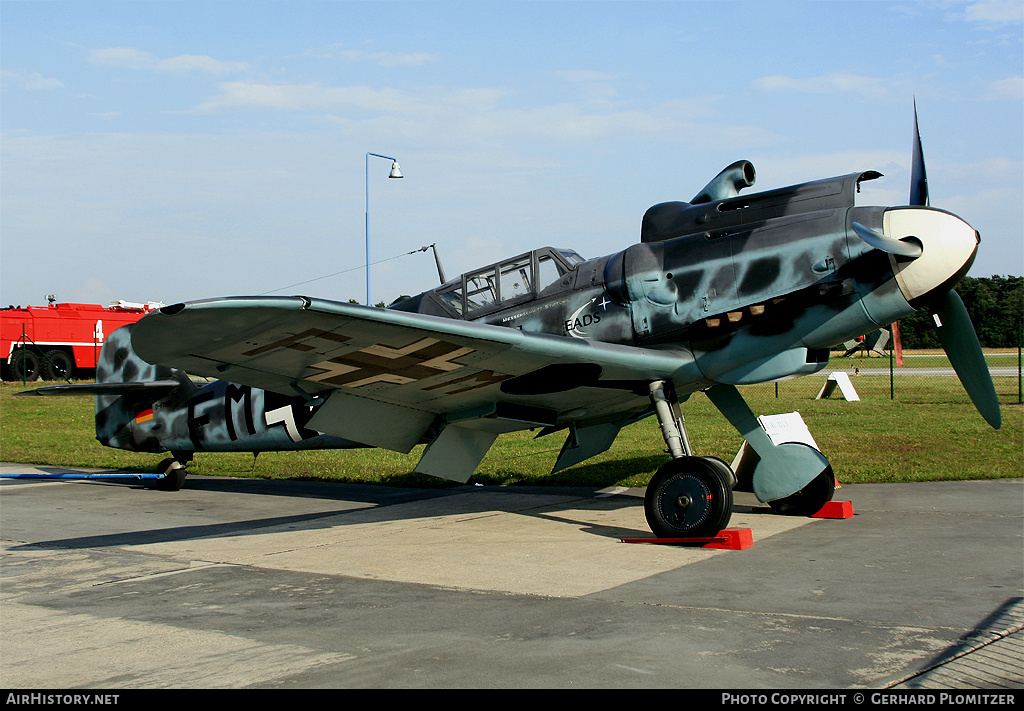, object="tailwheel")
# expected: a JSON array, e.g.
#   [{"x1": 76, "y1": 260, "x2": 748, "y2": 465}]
[
  {"x1": 645, "y1": 456, "x2": 733, "y2": 538},
  {"x1": 154, "y1": 458, "x2": 187, "y2": 491},
  {"x1": 767, "y1": 468, "x2": 836, "y2": 516}
]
